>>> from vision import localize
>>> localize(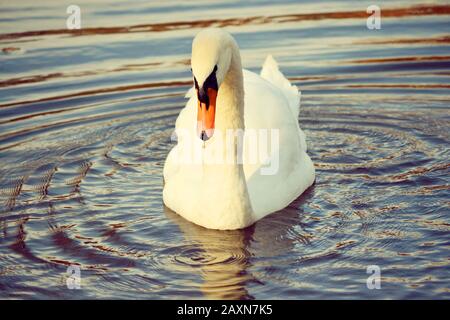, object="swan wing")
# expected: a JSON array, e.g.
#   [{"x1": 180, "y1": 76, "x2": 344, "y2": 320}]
[
  {"x1": 260, "y1": 55, "x2": 301, "y2": 118},
  {"x1": 260, "y1": 55, "x2": 307, "y2": 152}
]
